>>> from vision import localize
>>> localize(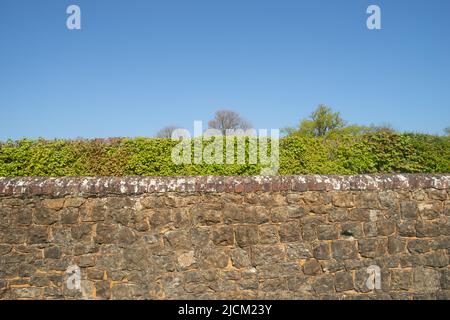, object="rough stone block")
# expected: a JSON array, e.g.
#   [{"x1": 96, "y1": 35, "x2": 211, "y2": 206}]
[
  {"x1": 335, "y1": 271, "x2": 354, "y2": 292},
  {"x1": 286, "y1": 242, "x2": 312, "y2": 260},
  {"x1": 407, "y1": 239, "x2": 431, "y2": 254},
  {"x1": 258, "y1": 225, "x2": 279, "y2": 244},
  {"x1": 251, "y1": 245, "x2": 285, "y2": 266},
  {"x1": 358, "y1": 238, "x2": 388, "y2": 258},
  {"x1": 332, "y1": 192, "x2": 354, "y2": 208},
  {"x1": 312, "y1": 242, "x2": 331, "y2": 260},
  {"x1": 235, "y1": 225, "x2": 258, "y2": 247},
  {"x1": 28, "y1": 226, "x2": 49, "y2": 244},
  {"x1": 95, "y1": 223, "x2": 116, "y2": 244},
  {"x1": 279, "y1": 221, "x2": 301, "y2": 242},
  {"x1": 163, "y1": 230, "x2": 192, "y2": 250},
  {"x1": 331, "y1": 240, "x2": 358, "y2": 260},
  {"x1": 312, "y1": 275, "x2": 335, "y2": 295},
  {"x1": 230, "y1": 248, "x2": 251, "y2": 268},
  {"x1": 317, "y1": 224, "x2": 339, "y2": 240},
  {"x1": 33, "y1": 206, "x2": 59, "y2": 225},
  {"x1": 212, "y1": 226, "x2": 234, "y2": 246},
  {"x1": 303, "y1": 259, "x2": 322, "y2": 275},
  {"x1": 391, "y1": 269, "x2": 412, "y2": 291},
  {"x1": 44, "y1": 246, "x2": 62, "y2": 259},
  {"x1": 413, "y1": 267, "x2": 440, "y2": 293},
  {"x1": 400, "y1": 201, "x2": 418, "y2": 219}
]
